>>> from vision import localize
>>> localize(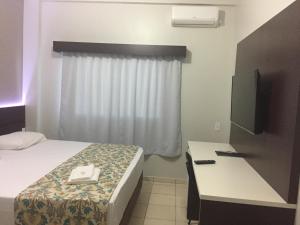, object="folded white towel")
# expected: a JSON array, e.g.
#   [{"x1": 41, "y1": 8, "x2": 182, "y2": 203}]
[
  {"x1": 69, "y1": 164, "x2": 95, "y2": 181},
  {"x1": 67, "y1": 168, "x2": 101, "y2": 185}
]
